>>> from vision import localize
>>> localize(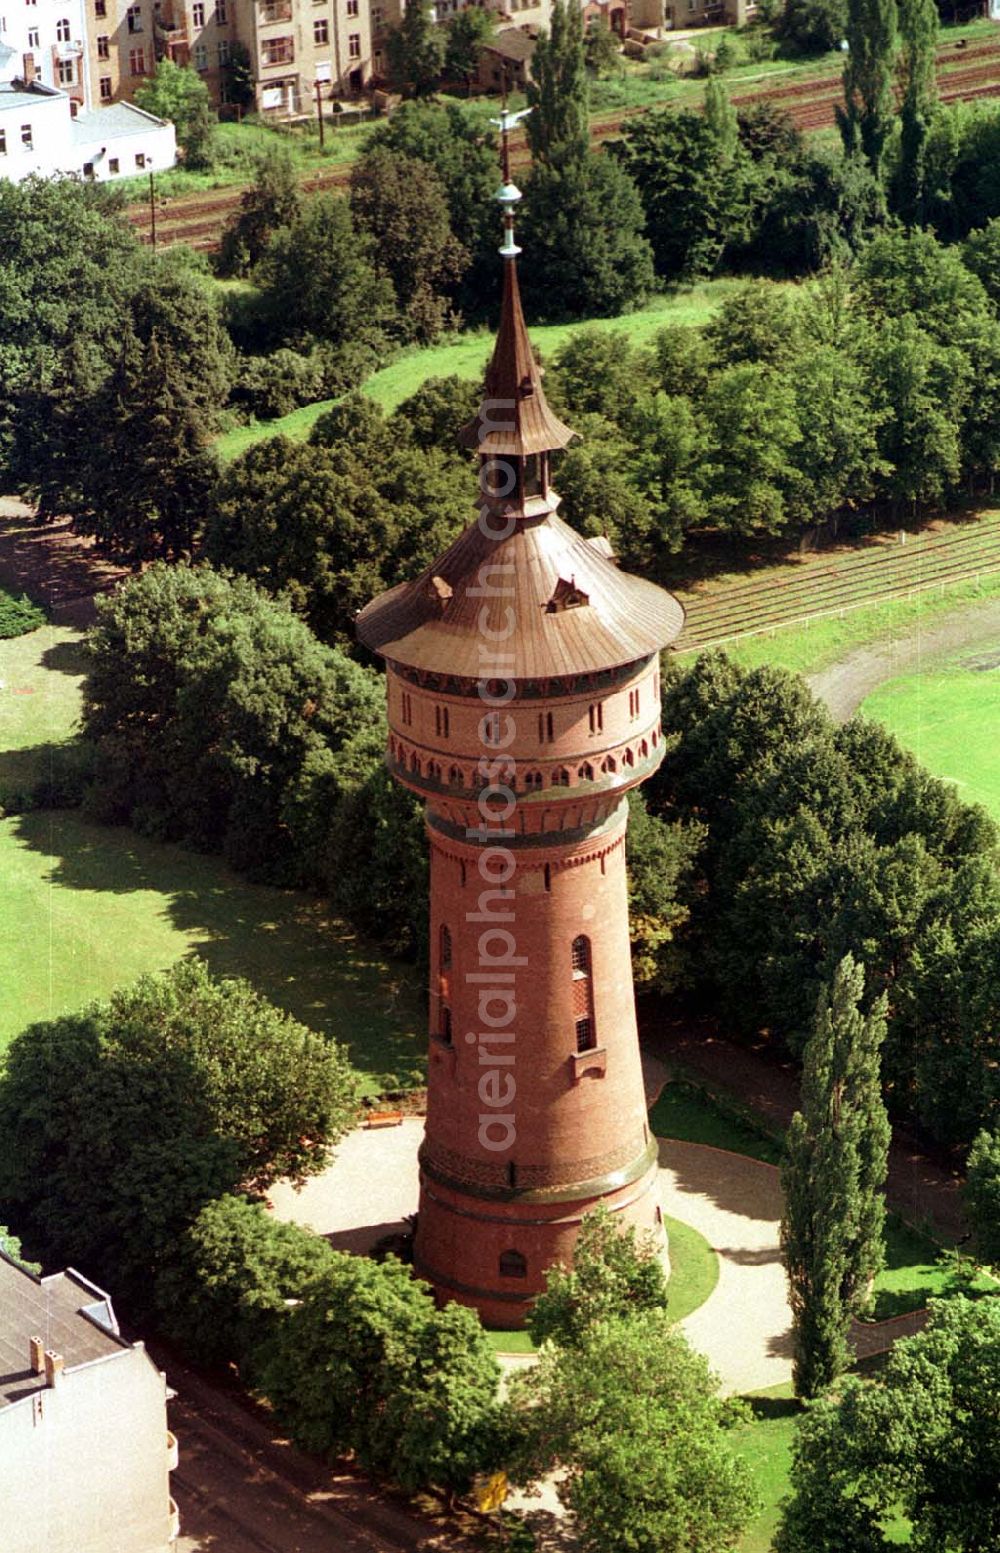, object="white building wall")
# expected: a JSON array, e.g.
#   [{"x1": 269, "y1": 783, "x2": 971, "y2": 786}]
[
  {"x1": 0, "y1": 1347, "x2": 175, "y2": 1553},
  {"x1": 0, "y1": 0, "x2": 91, "y2": 103},
  {"x1": 0, "y1": 90, "x2": 69, "y2": 176}
]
